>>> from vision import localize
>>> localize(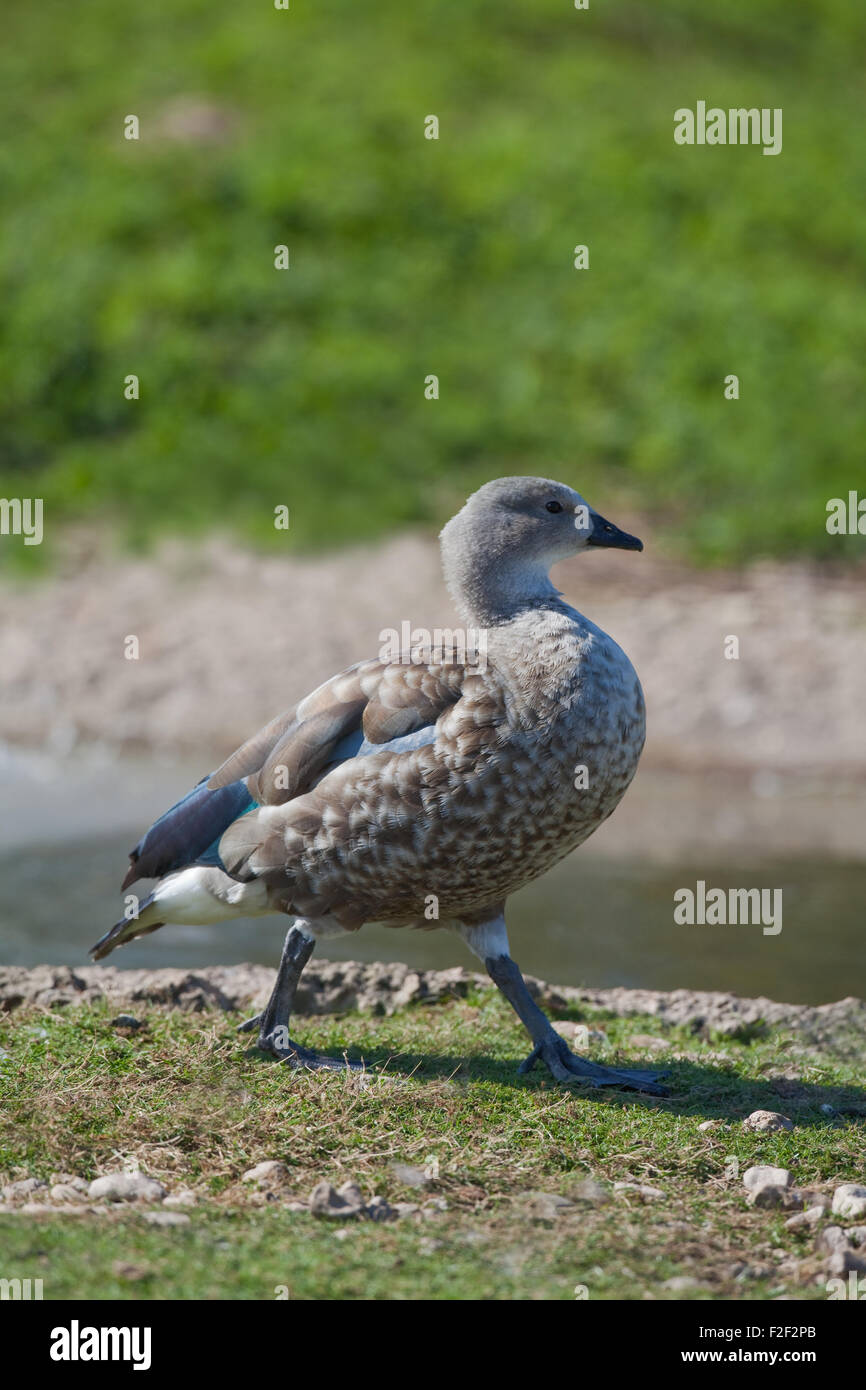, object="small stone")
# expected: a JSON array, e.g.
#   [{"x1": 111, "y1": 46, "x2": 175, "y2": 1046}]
[
  {"x1": 614, "y1": 1182, "x2": 665, "y2": 1201},
  {"x1": 49, "y1": 1174, "x2": 87, "y2": 1190},
  {"x1": 831, "y1": 1185, "x2": 866, "y2": 1220},
  {"x1": 241, "y1": 1160, "x2": 290, "y2": 1188},
  {"x1": 662, "y1": 1276, "x2": 701, "y2": 1291},
  {"x1": 392, "y1": 1202, "x2": 420, "y2": 1219},
  {"x1": 747, "y1": 1184, "x2": 801, "y2": 1210},
  {"x1": 50, "y1": 1184, "x2": 88, "y2": 1204},
  {"x1": 797, "y1": 1190, "x2": 831, "y2": 1212},
  {"x1": 743, "y1": 1165, "x2": 792, "y2": 1192},
  {"x1": 163, "y1": 1190, "x2": 197, "y2": 1210},
  {"x1": 88, "y1": 1173, "x2": 166, "y2": 1203},
  {"x1": 421, "y1": 1197, "x2": 448, "y2": 1216},
  {"x1": 365, "y1": 1196, "x2": 394, "y2": 1222},
  {"x1": 522, "y1": 1191, "x2": 574, "y2": 1221},
  {"x1": 1, "y1": 1178, "x2": 48, "y2": 1201},
  {"x1": 418, "y1": 1238, "x2": 443, "y2": 1256},
  {"x1": 817, "y1": 1225, "x2": 850, "y2": 1255},
  {"x1": 827, "y1": 1249, "x2": 866, "y2": 1276},
  {"x1": 572, "y1": 1179, "x2": 610, "y2": 1205},
  {"x1": 141, "y1": 1211, "x2": 190, "y2": 1227},
  {"x1": 802, "y1": 1205, "x2": 828, "y2": 1226},
  {"x1": 111, "y1": 1014, "x2": 143, "y2": 1030},
  {"x1": 283, "y1": 1201, "x2": 309, "y2": 1213},
  {"x1": 698, "y1": 1120, "x2": 721, "y2": 1132},
  {"x1": 784, "y1": 1212, "x2": 810, "y2": 1231},
  {"x1": 309, "y1": 1181, "x2": 364, "y2": 1219},
  {"x1": 743, "y1": 1110, "x2": 793, "y2": 1133},
  {"x1": 390, "y1": 1162, "x2": 430, "y2": 1189},
  {"x1": 551, "y1": 1021, "x2": 606, "y2": 1044},
  {"x1": 844, "y1": 1225, "x2": 866, "y2": 1247},
  {"x1": 629, "y1": 1034, "x2": 671, "y2": 1052}
]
